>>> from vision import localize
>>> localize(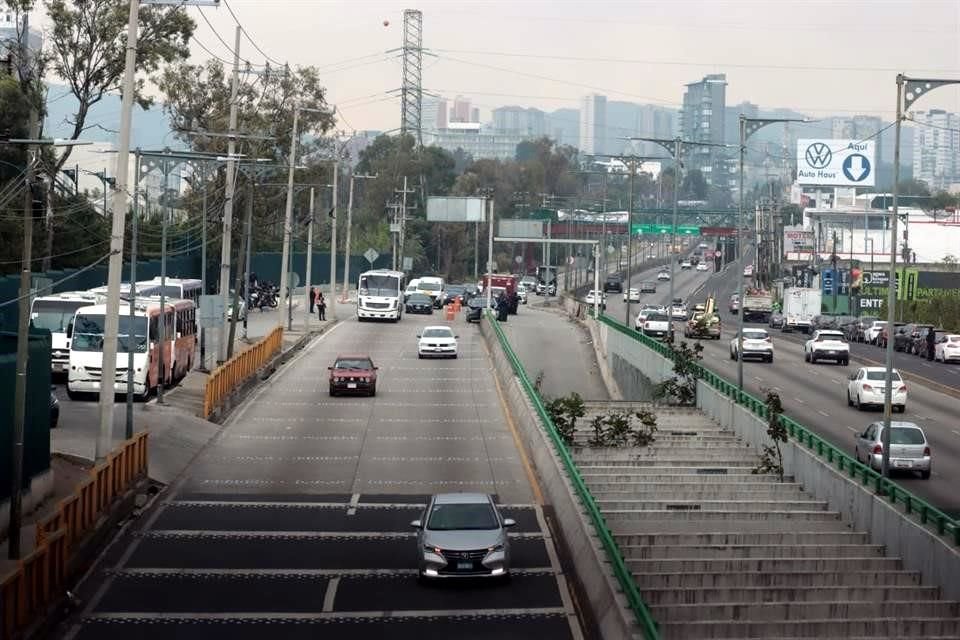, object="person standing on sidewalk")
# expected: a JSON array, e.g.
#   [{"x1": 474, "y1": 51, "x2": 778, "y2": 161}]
[
  {"x1": 309, "y1": 286, "x2": 316, "y2": 314},
  {"x1": 317, "y1": 292, "x2": 326, "y2": 321}
]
